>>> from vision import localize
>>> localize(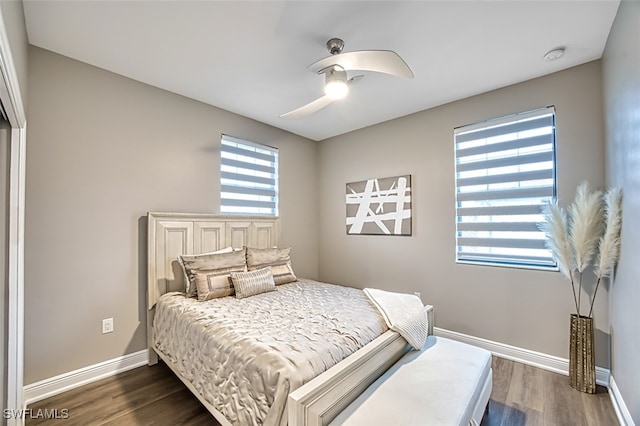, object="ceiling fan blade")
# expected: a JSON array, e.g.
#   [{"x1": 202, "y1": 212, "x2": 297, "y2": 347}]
[
  {"x1": 281, "y1": 76, "x2": 362, "y2": 120},
  {"x1": 308, "y1": 50, "x2": 414, "y2": 79},
  {"x1": 280, "y1": 95, "x2": 335, "y2": 119}
]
